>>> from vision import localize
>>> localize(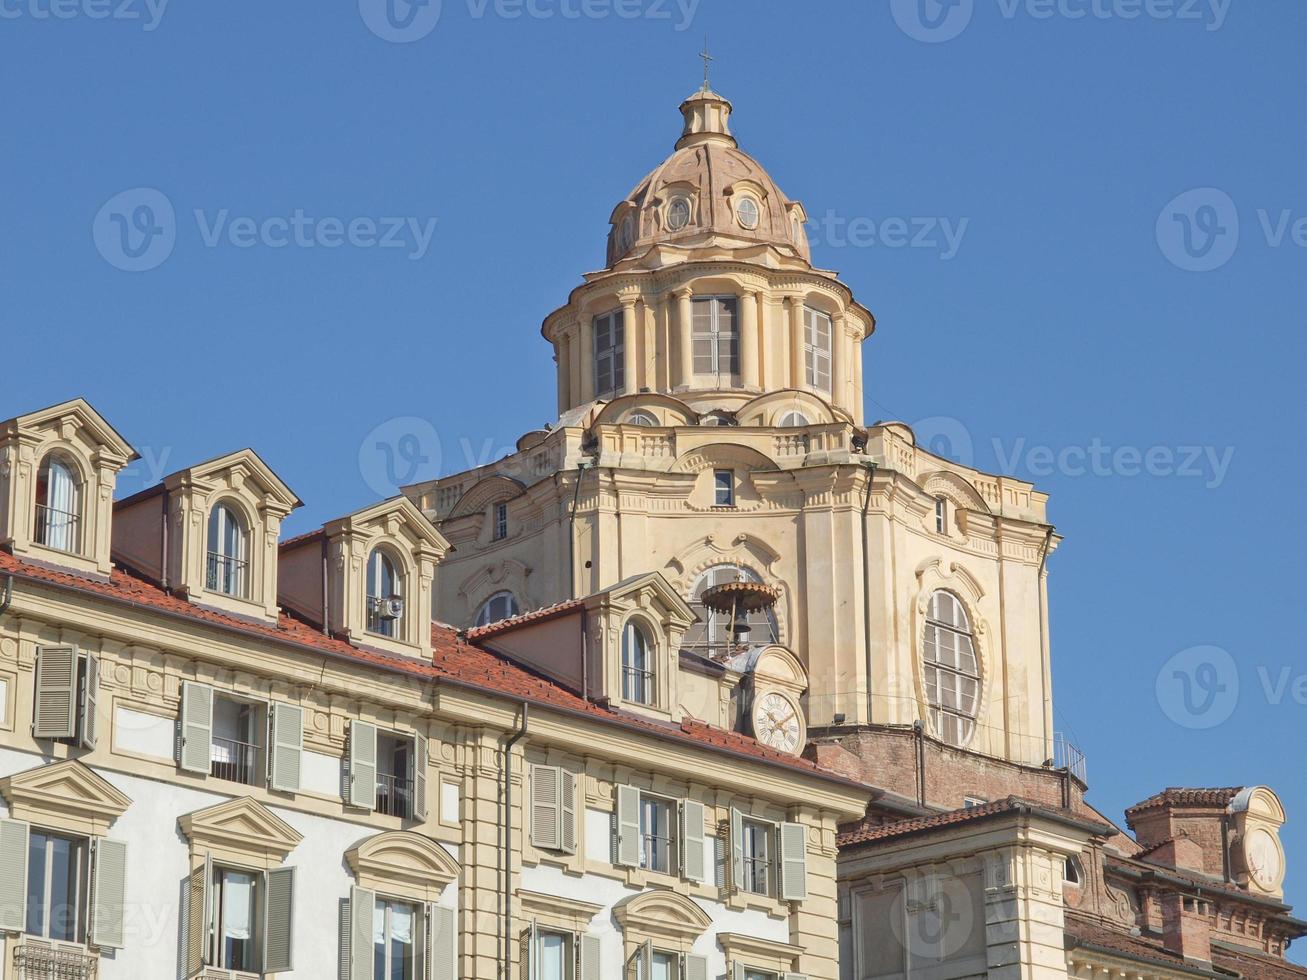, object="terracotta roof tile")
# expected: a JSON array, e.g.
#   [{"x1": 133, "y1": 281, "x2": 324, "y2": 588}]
[
  {"x1": 465, "y1": 598, "x2": 586, "y2": 640},
  {"x1": 1066, "y1": 915, "x2": 1307, "y2": 979},
  {"x1": 838, "y1": 796, "x2": 1109, "y2": 848},
  {"x1": 1126, "y1": 788, "x2": 1243, "y2": 818}
]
